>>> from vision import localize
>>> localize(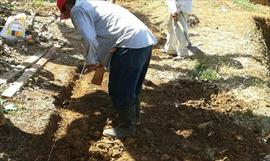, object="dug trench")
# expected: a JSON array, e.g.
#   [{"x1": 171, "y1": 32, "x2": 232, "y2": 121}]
[
  {"x1": 254, "y1": 16, "x2": 270, "y2": 76},
  {"x1": 33, "y1": 64, "x2": 270, "y2": 160}
]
